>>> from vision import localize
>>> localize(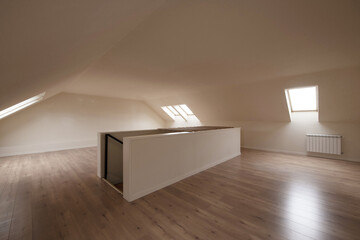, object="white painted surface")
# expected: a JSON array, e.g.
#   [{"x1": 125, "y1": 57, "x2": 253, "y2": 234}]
[
  {"x1": 123, "y1": 128, "x2": 240, "y2": 202},
  {"x1": 0, "y1": 93, "x2": 164, "y2": 157},
  {"x1": 166, "y1": 112, "x2": 360, "y2": 162},
  {"x1": 97, "y1": 129, "x2": 167, "y2": 179}
]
